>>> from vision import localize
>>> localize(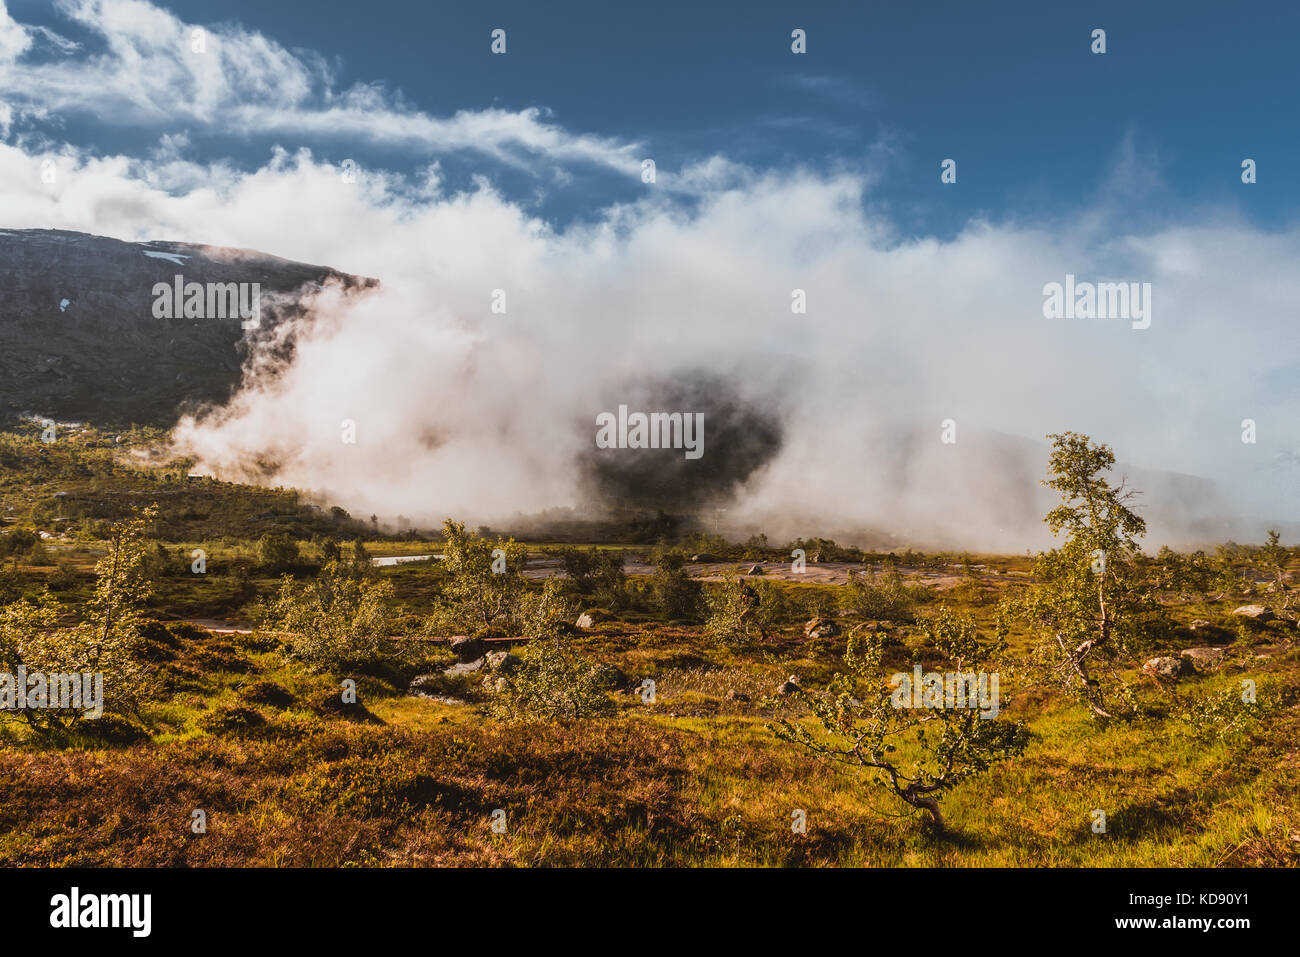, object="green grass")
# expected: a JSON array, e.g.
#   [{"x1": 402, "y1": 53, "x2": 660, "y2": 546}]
[{"x1": 1, "y1": 425, "x2": 1298, "y2": 866}]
